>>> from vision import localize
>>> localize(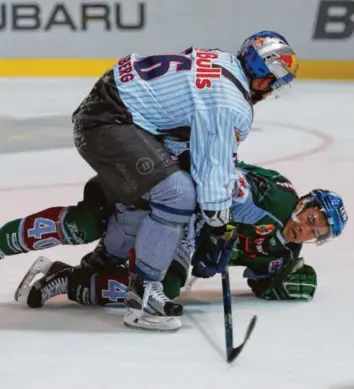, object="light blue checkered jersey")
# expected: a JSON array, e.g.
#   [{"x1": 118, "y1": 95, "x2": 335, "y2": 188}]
[{"x1": 112, "y1": 47, "x2": 253, "y2": 211}]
